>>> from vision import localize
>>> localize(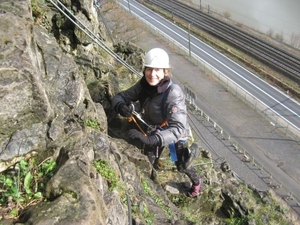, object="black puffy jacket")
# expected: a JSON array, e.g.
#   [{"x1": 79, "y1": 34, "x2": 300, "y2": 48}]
[{"x1": 112, "y1": 78, "x2": 190, "y2": 147}]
